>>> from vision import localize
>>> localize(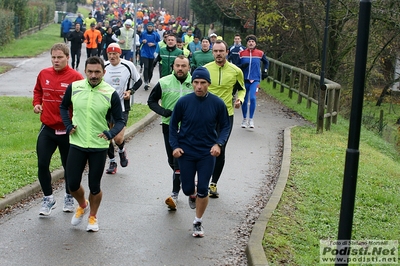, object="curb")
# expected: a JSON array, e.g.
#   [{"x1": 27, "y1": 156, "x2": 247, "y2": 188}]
[
  {"x1": 0, "y1": 112, "x2": 159, "y2": 211},
  {"x1": 246, "y1": 126, "x2": 294, "y2": 266}
]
